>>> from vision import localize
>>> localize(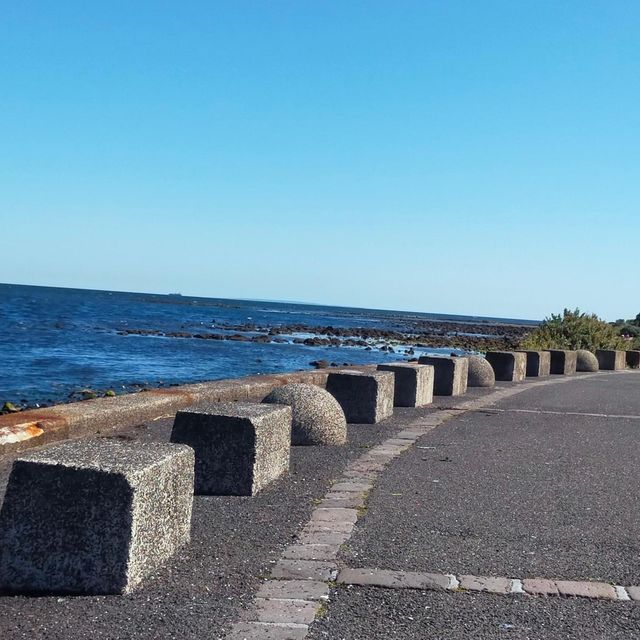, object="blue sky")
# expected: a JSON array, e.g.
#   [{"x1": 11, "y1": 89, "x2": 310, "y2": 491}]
[{"x1": 1, "y1": 1, "x2": 638, "y2": 320}]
